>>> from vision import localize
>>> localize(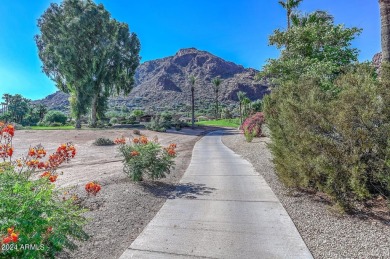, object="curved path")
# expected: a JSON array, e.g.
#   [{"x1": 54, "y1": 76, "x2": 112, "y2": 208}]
[{"x1": 120, "y1": 131, "x2": 313, "y2": 259}]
